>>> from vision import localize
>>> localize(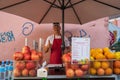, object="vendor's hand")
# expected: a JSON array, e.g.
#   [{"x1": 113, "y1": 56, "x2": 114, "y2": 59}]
[
  {"x1": 47, "y1": 40, "x2": 51, "y2": 49},
  {"x1": 44, "y1": 40, "x2": 51, "y2": 53},
  {"x1": 64, "y1": 46, "x2": 71, "y2": 53}
]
